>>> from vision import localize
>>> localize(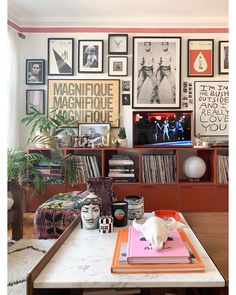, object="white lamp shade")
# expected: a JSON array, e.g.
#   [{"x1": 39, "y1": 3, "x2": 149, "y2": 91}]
[{"x1": 183, "y1": 156, "x2": 206, "y2": 179}]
